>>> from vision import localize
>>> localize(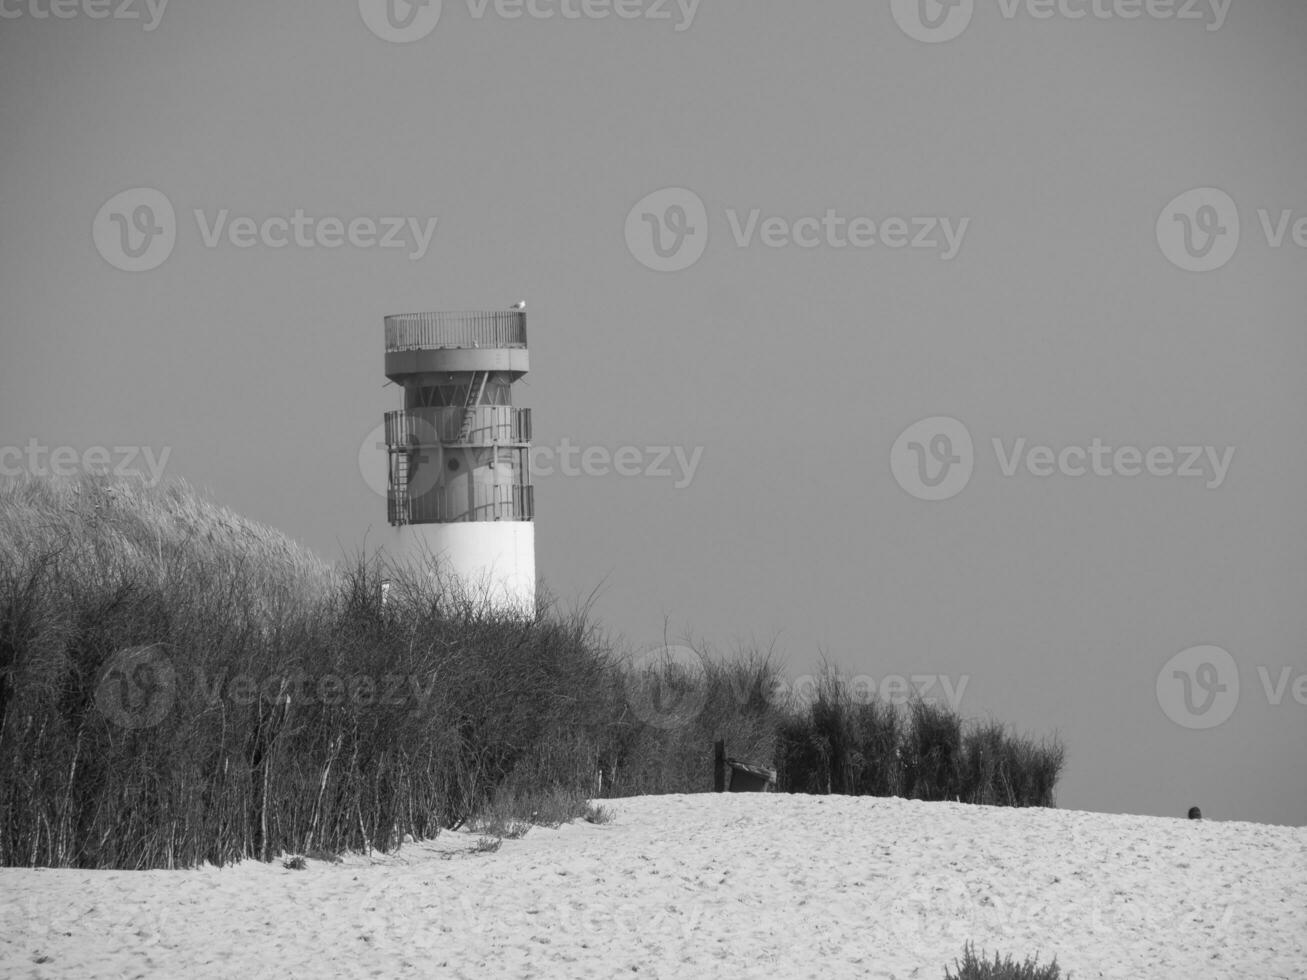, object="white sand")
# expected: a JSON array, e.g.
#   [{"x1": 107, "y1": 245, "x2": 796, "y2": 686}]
[{"x1": 2, "y1": 794, "x2": 1303, "y2": 979}]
